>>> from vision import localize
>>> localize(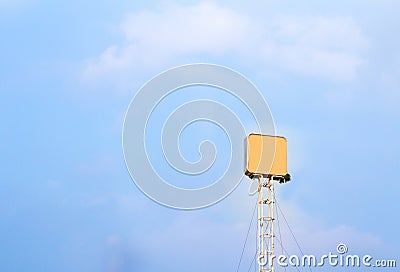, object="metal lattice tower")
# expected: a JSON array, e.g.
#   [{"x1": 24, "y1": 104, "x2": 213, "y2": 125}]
[
  {"x1": 256, "y1": 176, "x2": 275, "y2": 272},
  {"x1": 245, "y1": 134, "x2": 289, "y2": 272}
]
